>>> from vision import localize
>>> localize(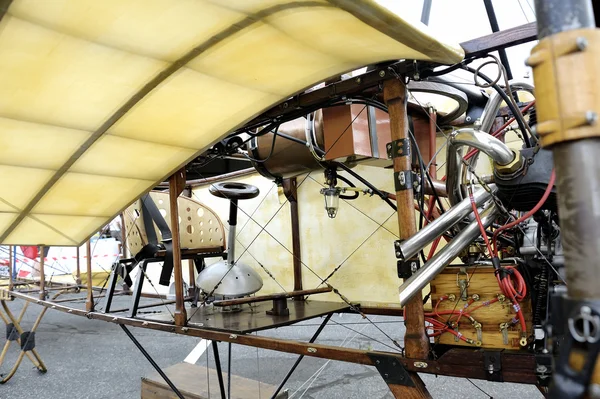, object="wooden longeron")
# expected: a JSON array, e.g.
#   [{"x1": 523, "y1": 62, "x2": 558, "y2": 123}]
[{"x1": 429, "y1": 265, "x2": 533, "y2": 349}]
